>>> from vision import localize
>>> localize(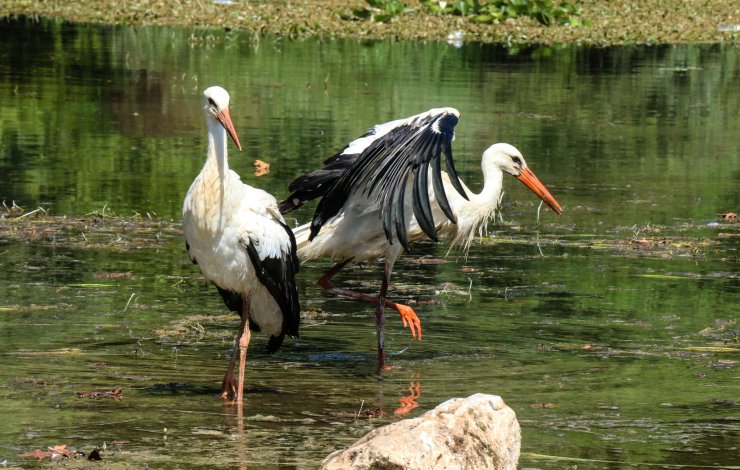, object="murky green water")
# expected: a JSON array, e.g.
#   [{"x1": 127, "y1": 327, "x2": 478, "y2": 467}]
[{"x1": 0, "y1": 17, "x2": 738, "y2": 469}]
